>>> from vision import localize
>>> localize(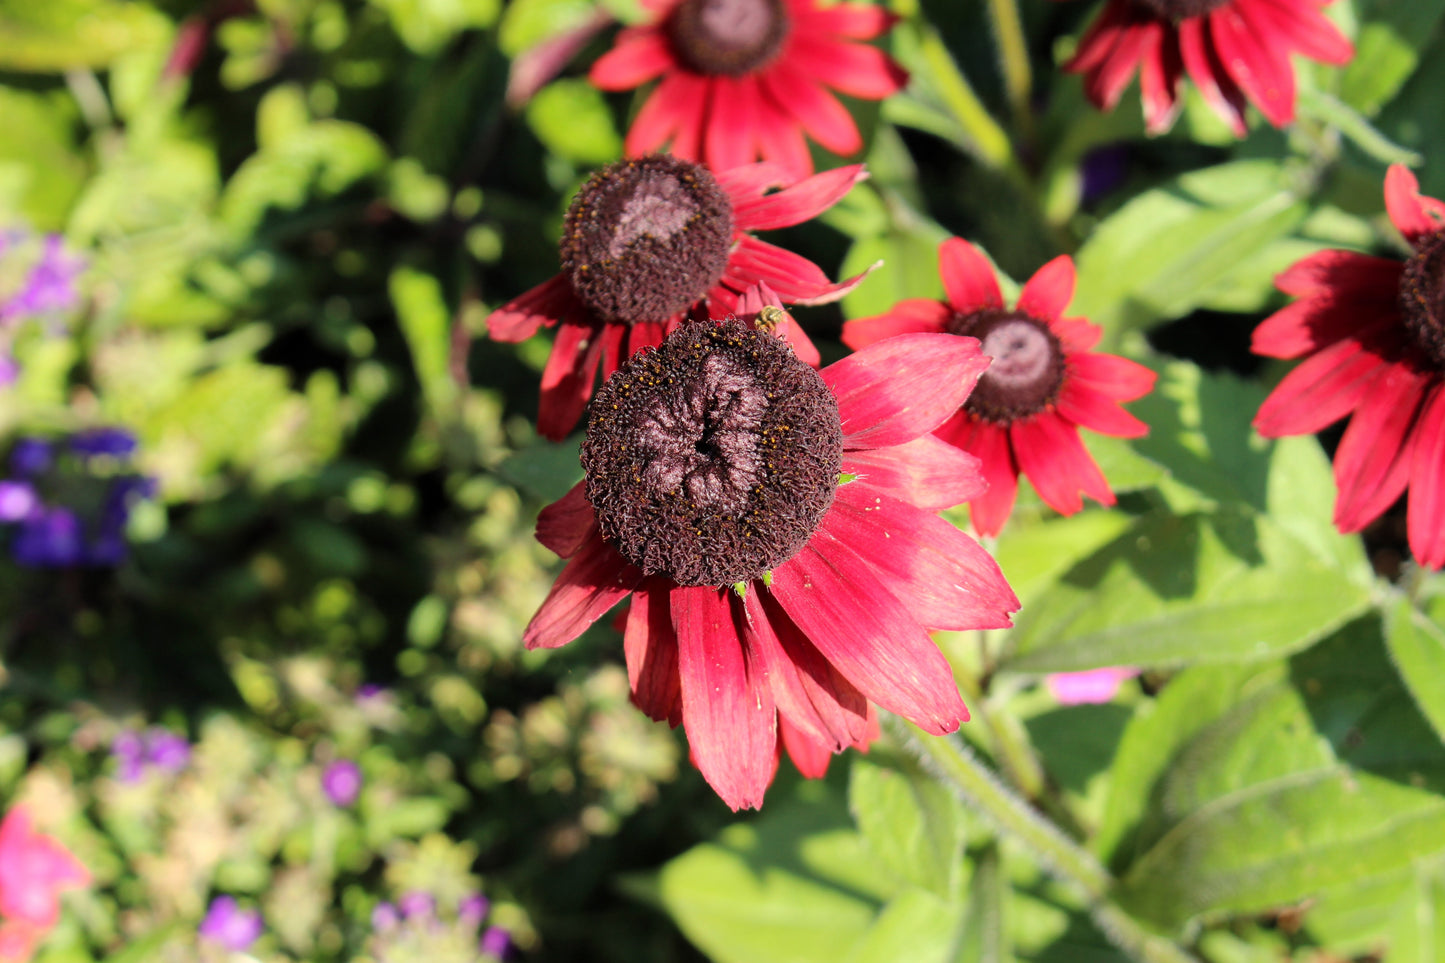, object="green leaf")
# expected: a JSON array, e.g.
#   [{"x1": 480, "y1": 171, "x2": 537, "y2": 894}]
[
  {"x1": 525, "y1": 79, "x2": 623, "y2": 165},
  {"x1": 0, "y1": 88, "x2": 86, "y2": 227},
  {"x1": 839, "y1": 226, "x2": 948, "y2": 320},
  {"x1": 989, "y1": 509, "x2": 1135, "y2": 609},
  {"x1": 368, "y1": 0, "x2": 501, "y2": 54},
  {"x1": 849, "y1": 751, "x2": 967, "y2": 898},
  {"x1": 1109, "y1": 621, "x2": 1445, "y2": 929},
  {"x1": 1384, "y1": 596, "x2": 1445, "y2": 744},
  {"x1": 1001, "y1": 508, "x2": 1371, "y2": 673},
  {"x1": 954, "y1": 846, "x2": 1007, "y2": 963},
  {"x1": 845, "y1": 889, "x2": 961, "y2": 963},
  {"x1": 0, "y1": 0, "x2": 169, "y2": 72},
  {"x1": 389, "y1": 267, "x2": 458, "y2": 416},
  {"x1": 498, "y1": 0, "x2": 598, "y2": 55},
  {"x1": 495, "y1": 439, "x2": 582, "y2": 503},
  {"x1": 1071, "y1": 161, "x2": 1309, "y2": 336},
  {"x1": 1338, "y1": 0, "x2": 1445, "y2": 116}
]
